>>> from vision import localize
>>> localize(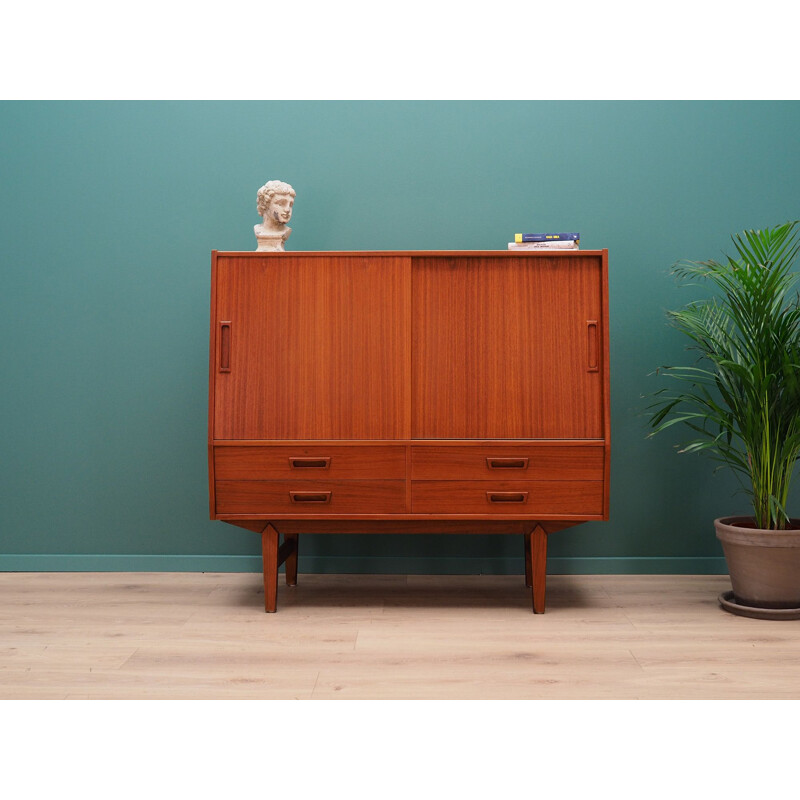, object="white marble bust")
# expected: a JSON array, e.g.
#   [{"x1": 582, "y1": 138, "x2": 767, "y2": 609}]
[{"x1": 254, "y1": 180, "x2": 295, "y2": 251}]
